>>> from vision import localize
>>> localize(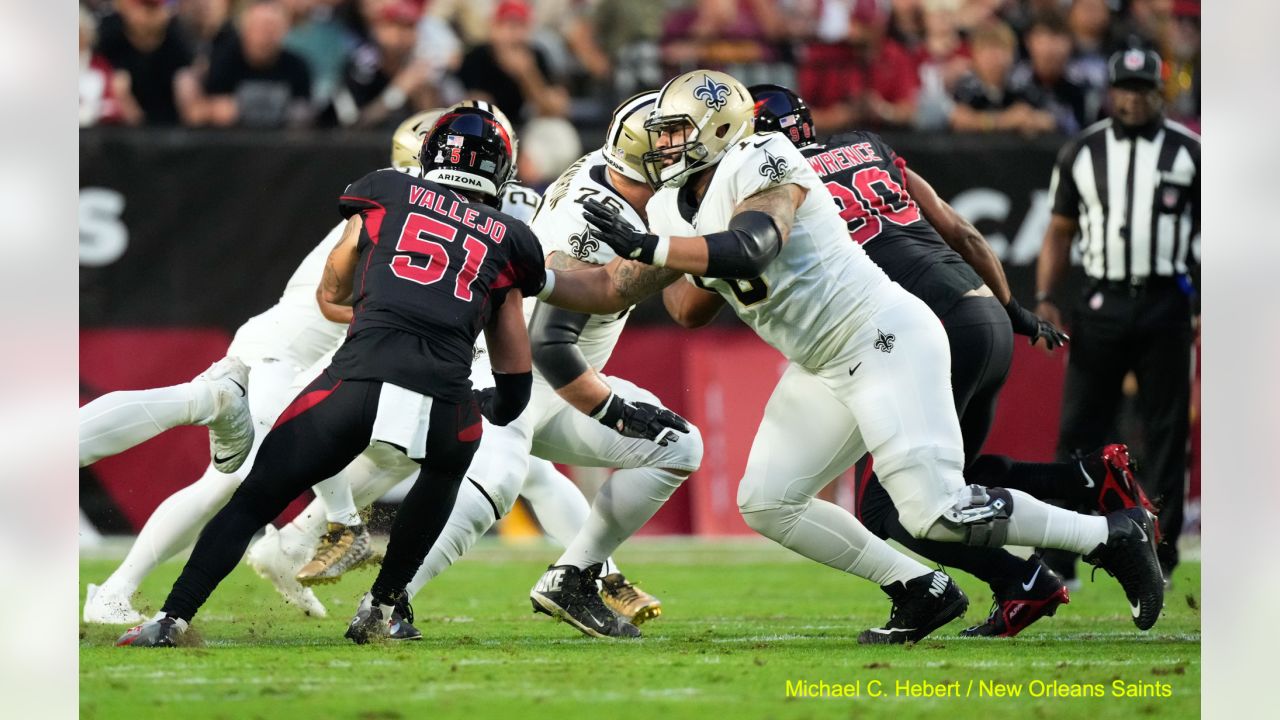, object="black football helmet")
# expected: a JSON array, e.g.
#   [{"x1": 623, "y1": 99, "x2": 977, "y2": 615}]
[
  {"x1": 748, "y1": 84, "x2": 817, "y2": 149},
  {"x1": 419, "y1": 105, "x2": 516, "y2": 204}
]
